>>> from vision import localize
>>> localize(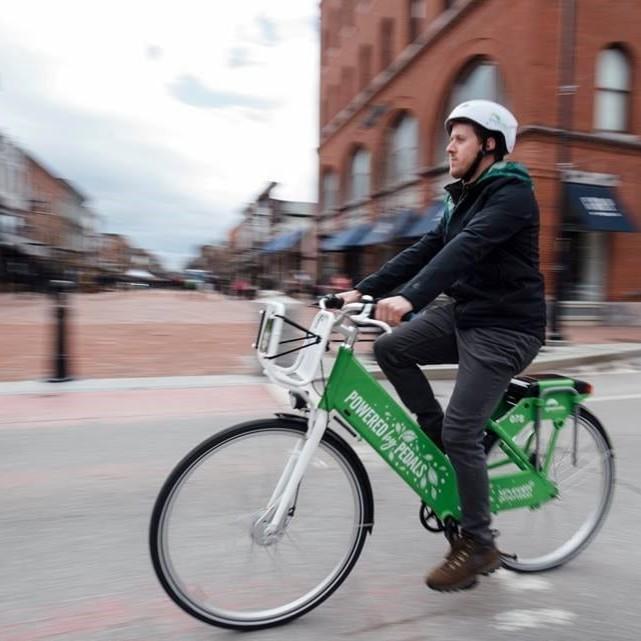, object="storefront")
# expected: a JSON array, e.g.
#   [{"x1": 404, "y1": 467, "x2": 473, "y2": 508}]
[
  {"x1": 562, "y1": 178, "x2": 637, "y2": 302},
  {"x1": 259, "y1": 229, "x2": 306, "y2": 291},
  {"x1": 318, "y1": 203, "x2": 445, "y2": 286}
]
